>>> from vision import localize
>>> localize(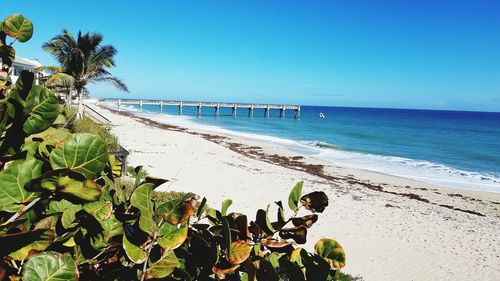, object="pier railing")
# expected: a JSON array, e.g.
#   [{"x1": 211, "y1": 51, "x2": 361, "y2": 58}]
[{"x1": 97, "y1": 99, "x2": 301, "y2": 118}]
